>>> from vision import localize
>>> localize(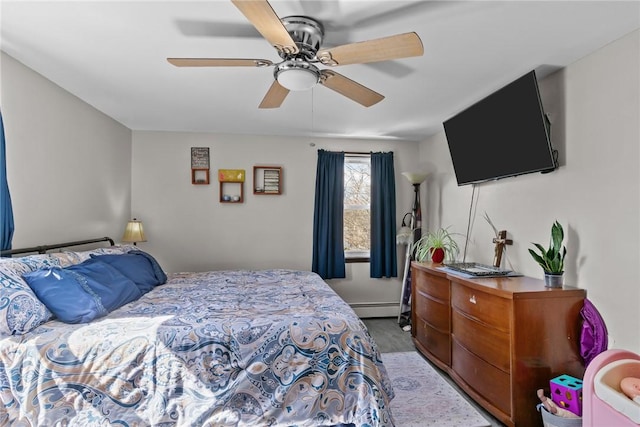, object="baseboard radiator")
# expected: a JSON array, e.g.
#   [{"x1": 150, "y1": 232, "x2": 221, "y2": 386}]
[{"x1": 349, "y1": 302, "x2": 399, "y2": 318}]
